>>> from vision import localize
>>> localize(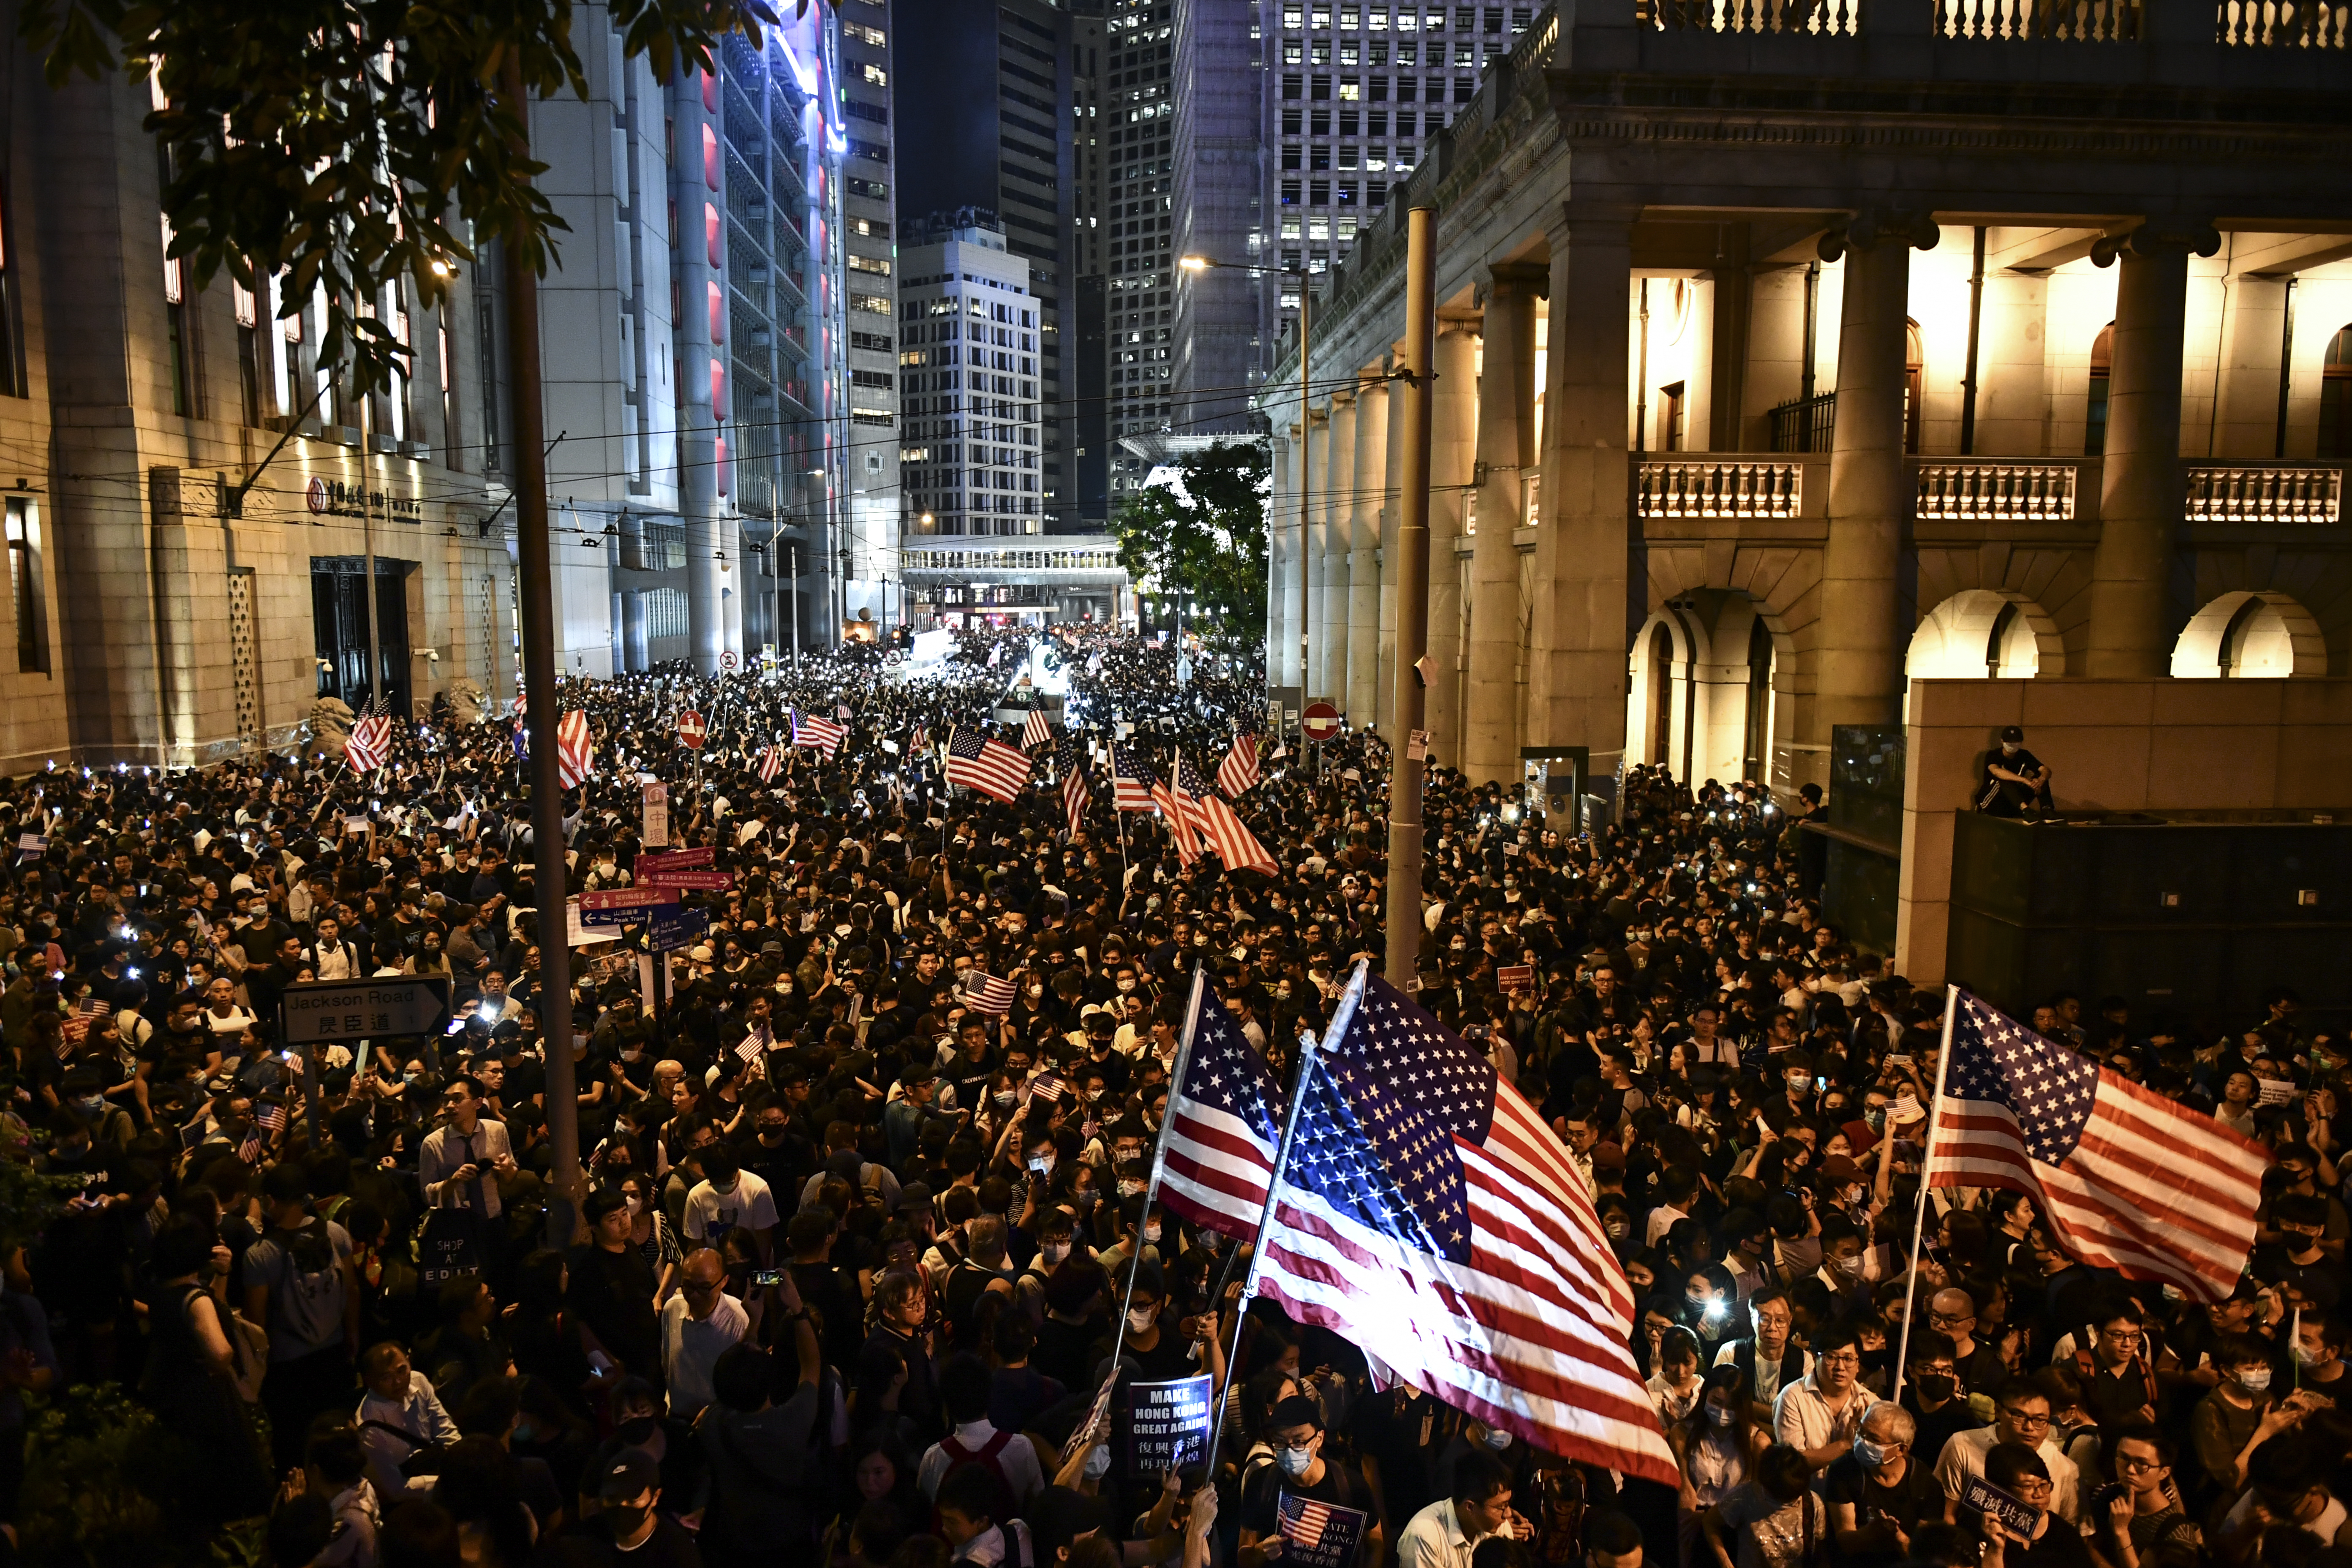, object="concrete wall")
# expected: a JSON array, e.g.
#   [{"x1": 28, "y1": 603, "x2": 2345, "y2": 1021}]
[{"x1": 1895, "y1": 676, "x2": 2352, "y2": 986}]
